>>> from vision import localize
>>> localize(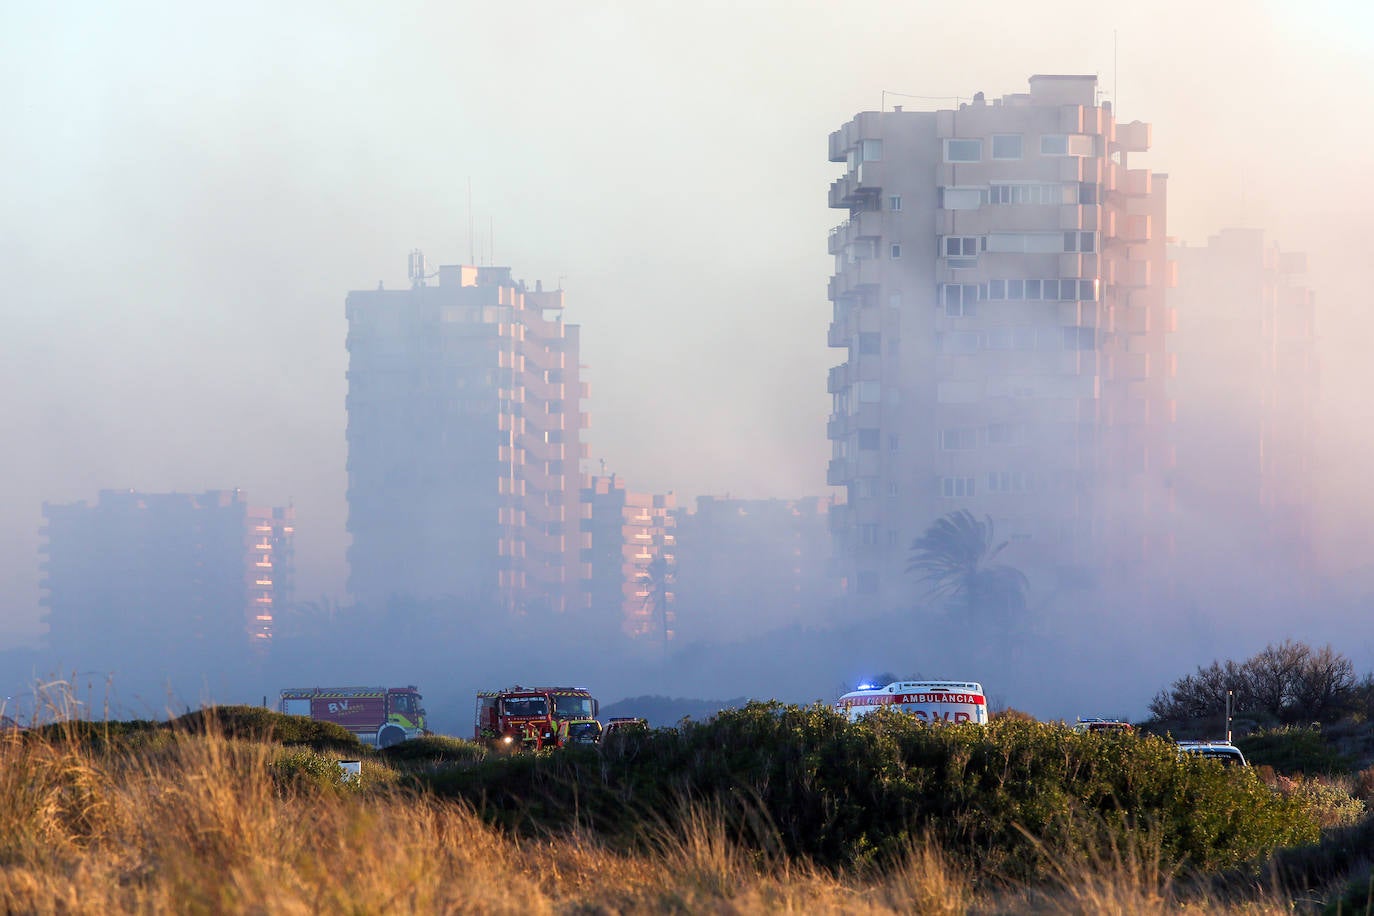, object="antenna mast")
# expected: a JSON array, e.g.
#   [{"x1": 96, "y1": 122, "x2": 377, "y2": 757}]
[{"x1": 467, "y1": 178, "x2": 475, "y2": 265}]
